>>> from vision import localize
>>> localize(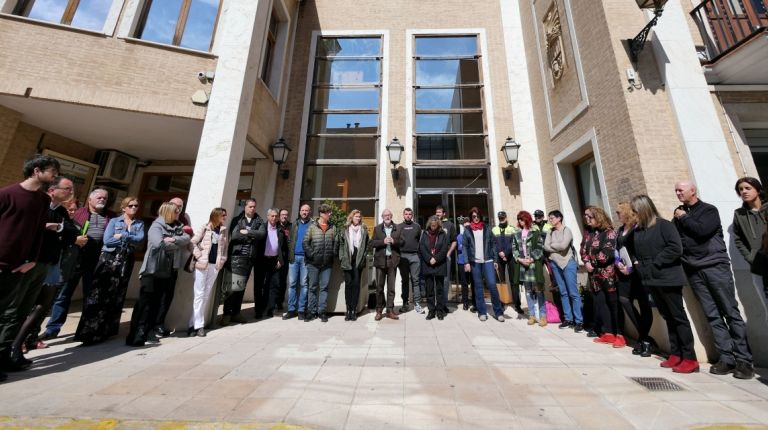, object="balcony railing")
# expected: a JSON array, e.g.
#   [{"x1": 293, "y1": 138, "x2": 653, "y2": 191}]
[{"x1": 692, "y1": 0, "x2": 768, "y2": 62}]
